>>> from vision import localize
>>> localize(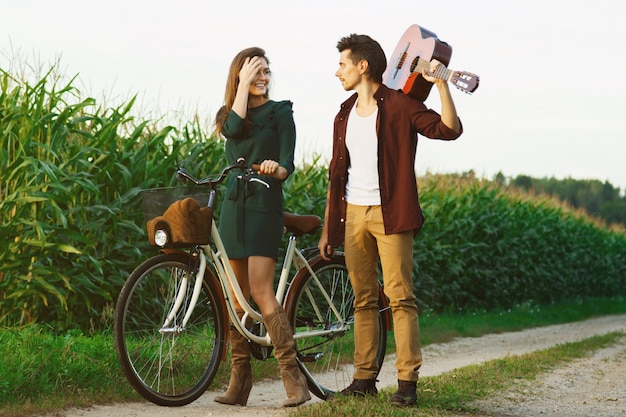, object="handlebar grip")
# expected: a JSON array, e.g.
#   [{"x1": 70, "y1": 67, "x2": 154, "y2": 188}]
[
  {"x1": 236, "y1": 157, "x2": 260, "y2": 172},
  {"x1": 175, "y1": 170, "x2": 188, "y2": 183}
]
